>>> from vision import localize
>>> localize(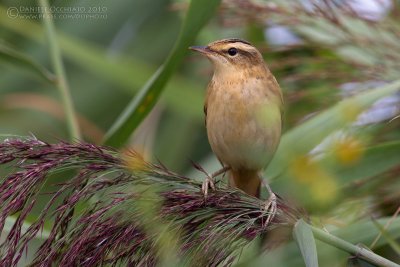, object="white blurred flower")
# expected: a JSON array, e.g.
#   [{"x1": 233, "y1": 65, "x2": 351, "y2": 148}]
[
  {"x1": 348, "y1": 0, "x2": 392, "y2": 20},
  {"x1": 340, "y1": 81, "x2": 400, "y2": 125},
  {"x1": 264, "y1": 24, "x2": 303, "y2": 46},
  {"x1": 311, "y1": 80, "x2": 399, "y2": 157}
]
